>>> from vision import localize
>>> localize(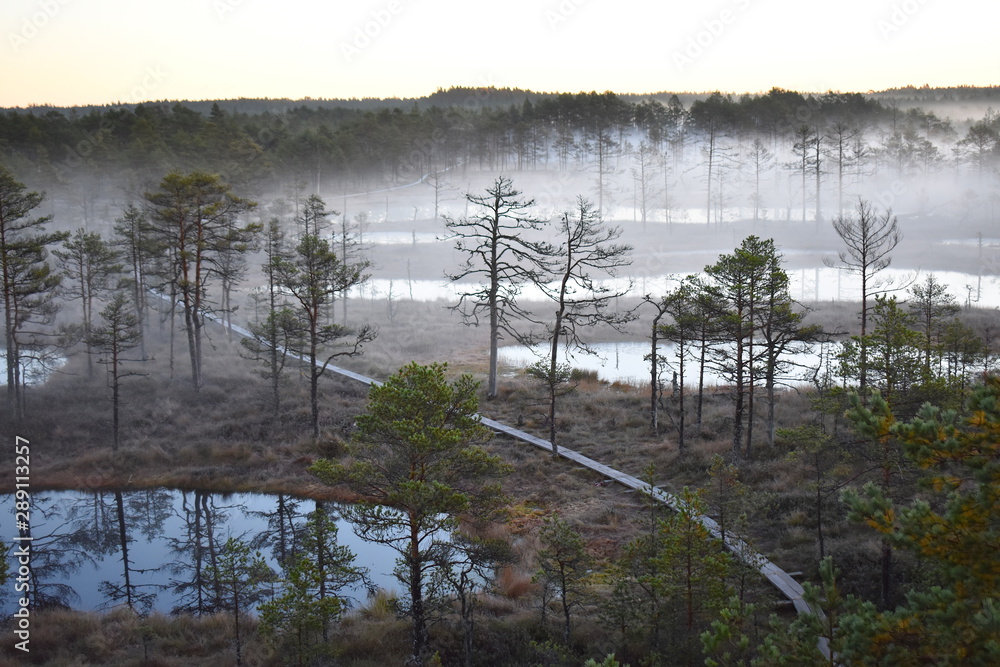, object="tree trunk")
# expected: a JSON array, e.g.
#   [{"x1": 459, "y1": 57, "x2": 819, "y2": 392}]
[
  {"x1": 559, "y1": 567, "x2": 571, "y2": 645},
  {"x1": 115, "y1": 491, "x2": 133, "y2": 609},
  {"x1": 733, "y1": 331, "x2": 746, "y2": 457},
  {"x1": 816, "y1": 474, "x2": 825, "y2": 559},
  {"x1": 316, "y1": 500, "x2": 329, "y2": 642},
  {"x1": 678, "y1": 349, "x2": 686, "y2": 452},
  {"x1": 310, "y1": 325, "x2": 320, "y2": 440},
  {"x1": 705, "y1": 127, "x2": 715, "y2": 225},
  {"x1": 408, "y1": 514, "x2": 427, "y2": 665},
  {"x1": 881, "y1": 539, "x2": 893, "y2": 609},
  {"x1": 548, "y1": 306, "x2": 564, "y2": 456},
  {"x1": 183, "y1": 294, "x2": 200, "y2": 390},
  {"x1": 697, "y1": 336, "x2": 707, "y2": 430},
  {"x1": 766, "y1": 360, "x2": 777, "y2": 446},
  {"x1": 650, "y1": 317, "x2": 660, "y2": 435},
  {"x1": 112, "y1": 346, "x2": 120, "y2": 452},
  {"x1": 488, "y1": 253, "x2": 499, "y2": 399},
  {"x1": 746, "y1": 332, "x2": 755, "y2": 457},
  {"x1": 814, "y1": 134, "x2": 822, "y2": 227}
]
